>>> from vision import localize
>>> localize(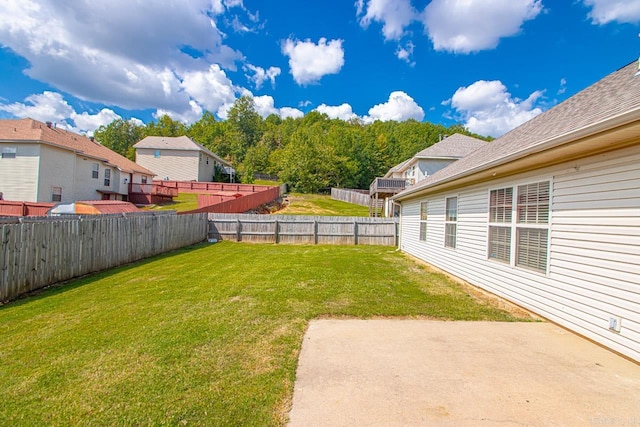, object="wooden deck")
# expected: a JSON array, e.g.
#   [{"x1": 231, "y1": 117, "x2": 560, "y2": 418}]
[{"x1": 369, "y1": 178, "x2": 407, "y2": 217}]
